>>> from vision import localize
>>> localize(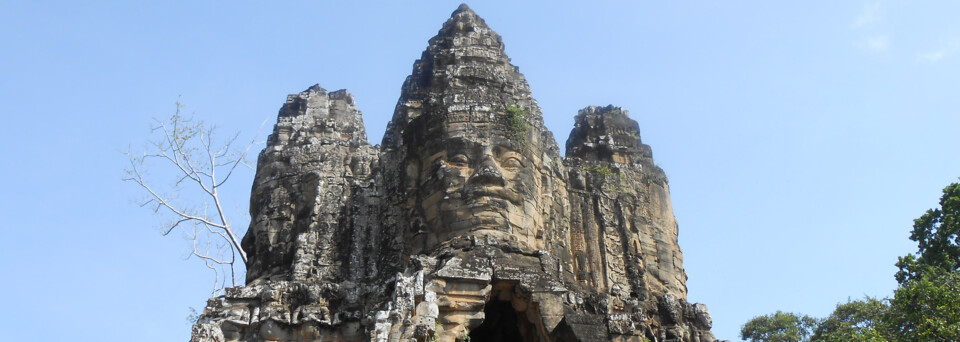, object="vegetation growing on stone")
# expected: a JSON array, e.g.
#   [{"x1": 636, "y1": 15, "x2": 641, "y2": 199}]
[
  {"x1": 456, "y1": 330, "x2": 472, "y2": 342},
  {"x1": 646, "y1": 164, "x2": 668, "y2": 186},
  {"x1": 592, "y1": 164, "x2": 614, "y2": 177},
  {"x1": 506, "y1": 105, "x2": 529, "y2": 144},
  {"x1": 579, "y1": 163, "x2": 625, "y2": 192}
]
